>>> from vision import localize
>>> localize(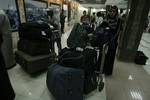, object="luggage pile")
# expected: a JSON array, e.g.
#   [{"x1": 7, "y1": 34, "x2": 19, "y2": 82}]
[
  {"x1": 46, "y1": 23, "x2": 107, "y2": 100},
  {"x1": 15, "y1": 22, "x2": 57, "y2": 74}
]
